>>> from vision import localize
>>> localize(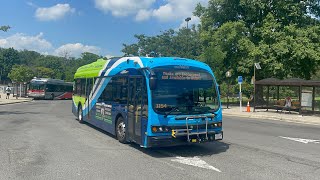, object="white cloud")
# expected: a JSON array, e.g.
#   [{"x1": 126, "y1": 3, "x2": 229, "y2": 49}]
[
  {"x1": 35, "y1": 4, "x2": 75, "y2": 21},
  {"x1": 135, "y1": 9, "x2": 152, "y2": 21},
  {"x1": 0, "y1": 33, "x2": 101, "y2": 57},
  {"x1": 54, "y1": 43, "x2": 101, "y2": 58},
  {"x1": 105, "y1": 54, "x2": 114, "y2": 59},
  {"x1": 0, "y1": 33, "x2": 53, "y2": 54},
  {"x1": 94, "y1": 0, "x2": 208, "y2": 24},
  {"x1": 151, "y1": 4, "x2": 174, "y2": 21},
  {"x1": 151, "y1": 0, "x2": 208, "y2": 22},
  {"x1": 95, "y1": 0, "x2": 155, "y2": 17}
]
